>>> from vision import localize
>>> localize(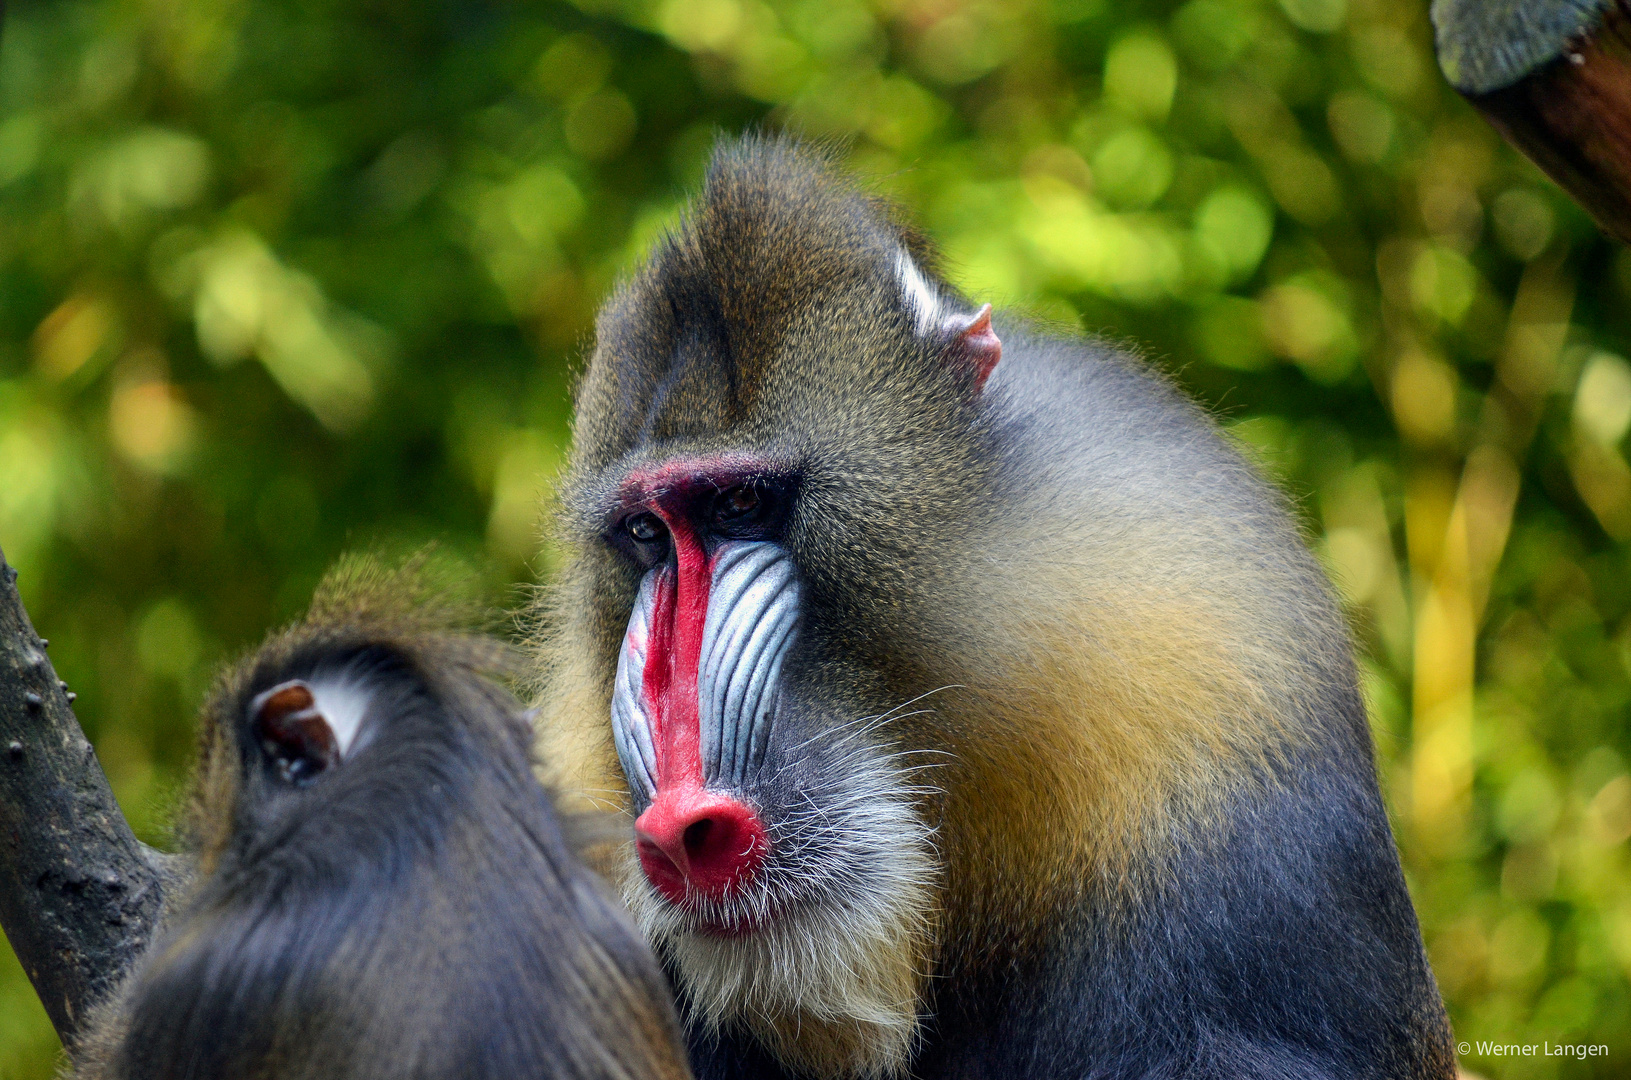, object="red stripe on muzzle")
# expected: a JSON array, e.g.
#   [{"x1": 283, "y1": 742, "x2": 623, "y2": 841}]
[{"x1": 635, "y1": 512, "x2": 768, "y2": 903}]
